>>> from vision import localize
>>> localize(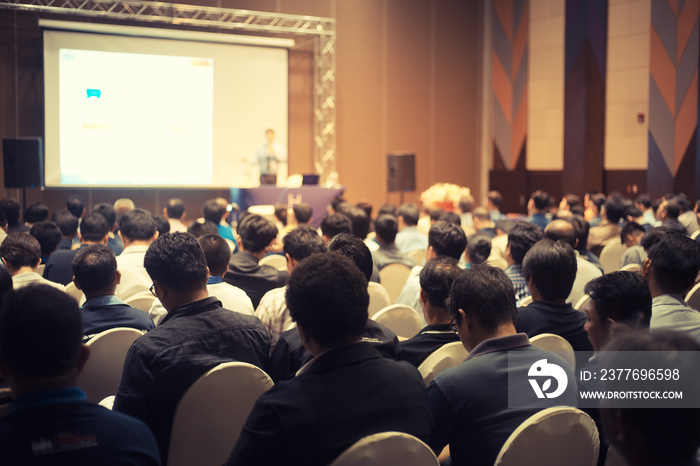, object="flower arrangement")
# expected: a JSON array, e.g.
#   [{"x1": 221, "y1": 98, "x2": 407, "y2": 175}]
[{"x1": 420, "y1": 183, "x2": 471, "y2": 212}]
